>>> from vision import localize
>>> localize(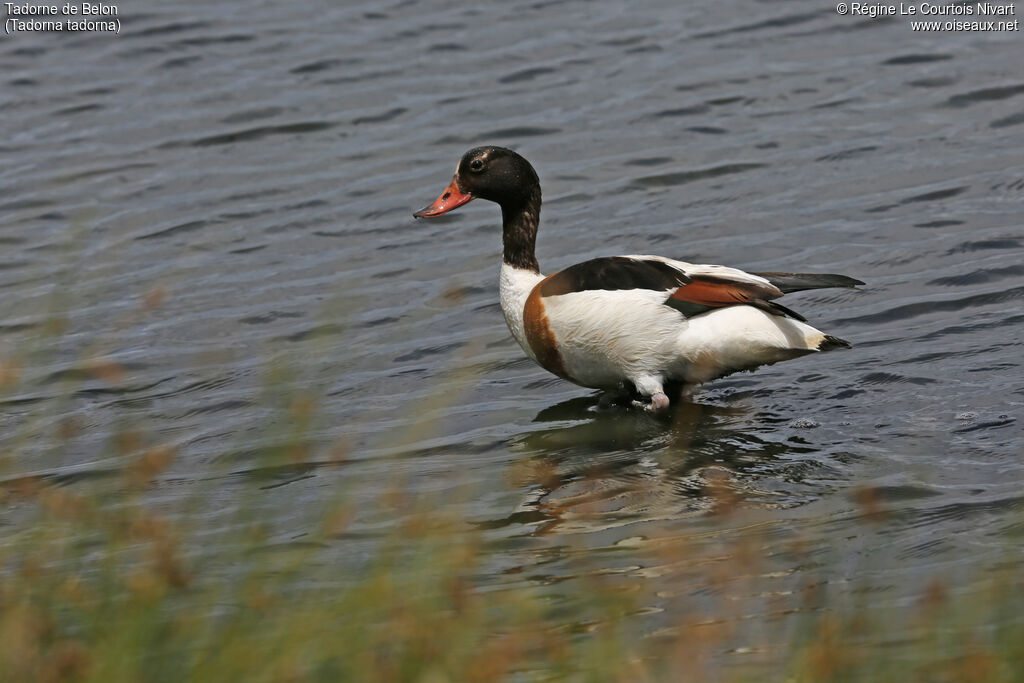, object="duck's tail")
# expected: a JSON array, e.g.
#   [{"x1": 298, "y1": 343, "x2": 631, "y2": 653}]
[{"x1": 817, "y1": 334, "x2": 852, "y2": 351}]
